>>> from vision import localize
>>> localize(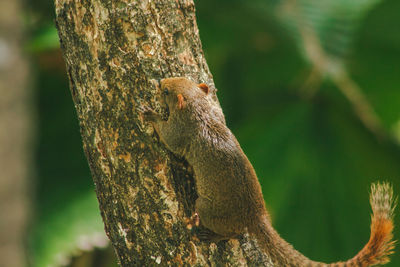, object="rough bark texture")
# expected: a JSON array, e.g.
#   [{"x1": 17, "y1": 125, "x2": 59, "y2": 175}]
[
  {"x1": 0, "y1": 0, "x2": 31, "y2": 266},
  {"x1": 55, "y1": 0, "x2": 271, "y2": 266}
]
